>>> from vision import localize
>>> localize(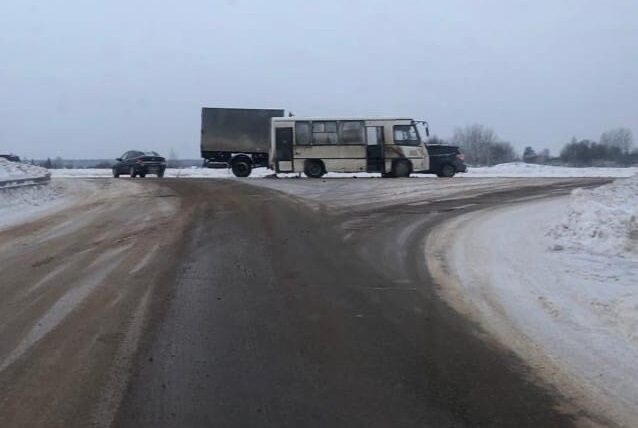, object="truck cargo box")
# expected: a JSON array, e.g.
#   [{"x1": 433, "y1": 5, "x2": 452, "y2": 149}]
[{"x1": 200, "y1": 108, "x2": 285, "y2": 165}]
